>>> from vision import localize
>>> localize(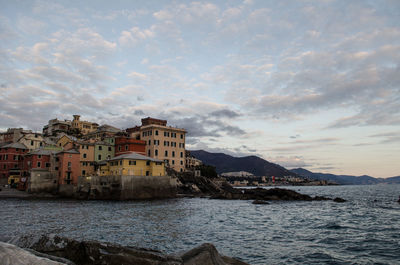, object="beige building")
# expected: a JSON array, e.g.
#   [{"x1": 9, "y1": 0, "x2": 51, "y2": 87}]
[
  {"x1": 127, "y1": 117, "x2": 186, "y2": 172},
  {"x1": 17, "y1": 133, "x2": 44, "y2": 151},
  {"x1": 78, "y1": 141, "x2": 95, "y2": 177},
  {"x1": 72, "y1": 115, "x2": 99, "y2": 135},
  {"x1": 42, "y1": 119, "x2": 71, "y2": 136}
]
